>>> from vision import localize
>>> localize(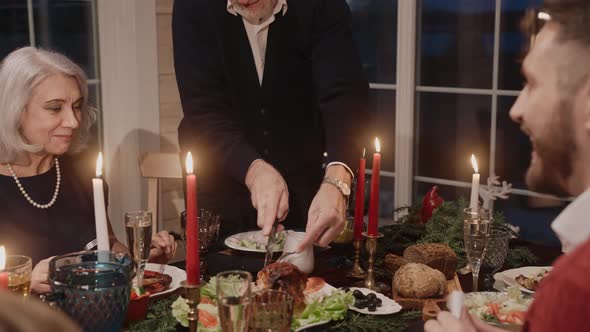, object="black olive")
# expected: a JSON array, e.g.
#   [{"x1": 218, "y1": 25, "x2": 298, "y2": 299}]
[
  {"x1": 343, "y1": 287, "x2": 350, "y2": 293},
  {"x1": 366, "y1": 293, "x2": 377, "y2": 300},
  {"x1": 354, "y1": 299, "x2": 367, "y2": 309},
  {"x1": 375, "y1": 298, "x2": 382, "y2": 306},
  {"x1": 353, "y1": 290, "x2": 364, "y2": 299},
  {"x1": 368, "y1": 303, "x2": 377, "y2": 312}
]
